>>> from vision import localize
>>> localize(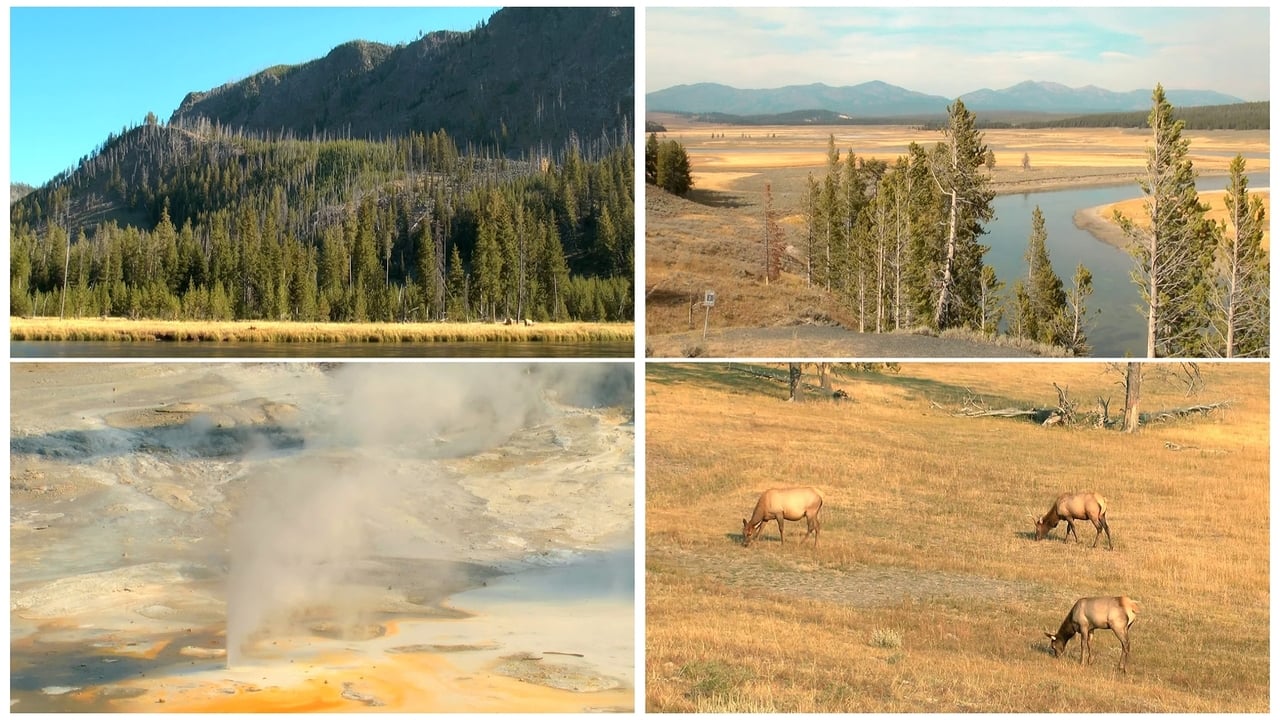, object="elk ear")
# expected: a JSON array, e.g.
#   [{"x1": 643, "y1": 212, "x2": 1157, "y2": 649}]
[{"x1": 1043, "y1": 631, "x2": 1055, "y2": 640}]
